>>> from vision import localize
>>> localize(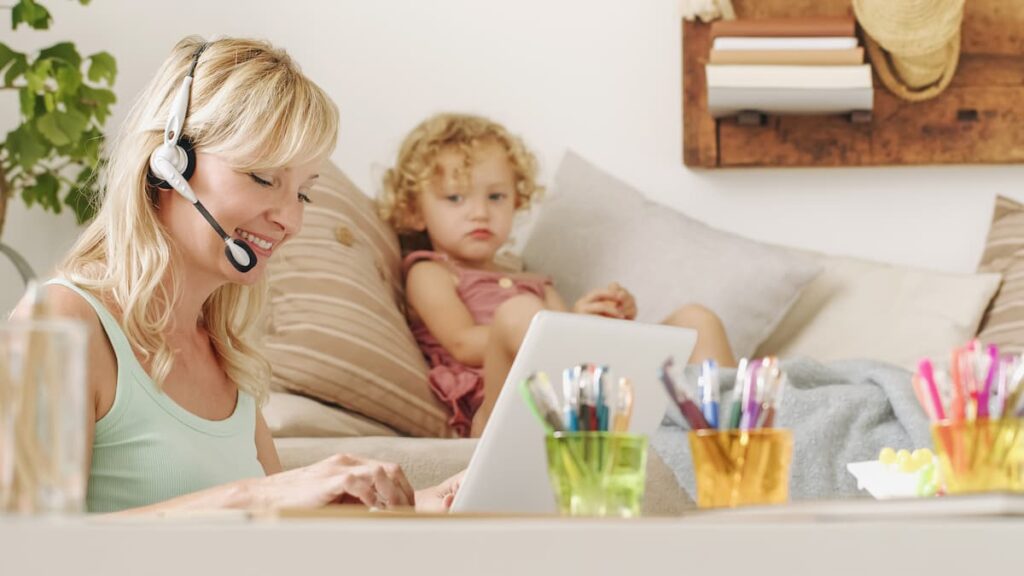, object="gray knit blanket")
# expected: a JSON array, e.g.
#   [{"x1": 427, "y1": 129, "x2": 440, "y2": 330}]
[{"x1": 653, "y1": 357, "x2": 933, "y2": 501}]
